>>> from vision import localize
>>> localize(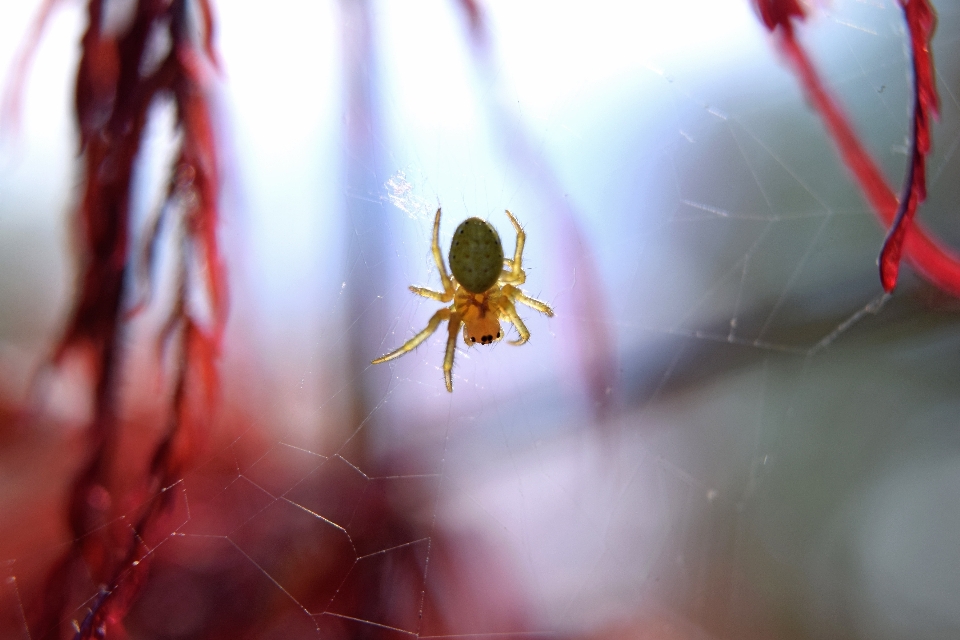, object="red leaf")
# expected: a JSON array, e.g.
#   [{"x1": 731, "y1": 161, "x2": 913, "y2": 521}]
[{"x1": 757, "y1": 0, "x2": 960, "y2": 296}]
